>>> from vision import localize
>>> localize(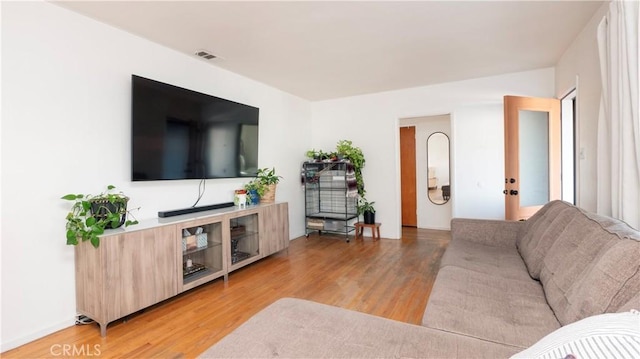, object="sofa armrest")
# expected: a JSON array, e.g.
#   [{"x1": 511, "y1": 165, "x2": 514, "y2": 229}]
[
  {"x1": 451, "y1": 218, "x2": 524, "y2": 248},
  {"x1": 199, "y1": 298, "x2": 521, "y2": 358}
]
